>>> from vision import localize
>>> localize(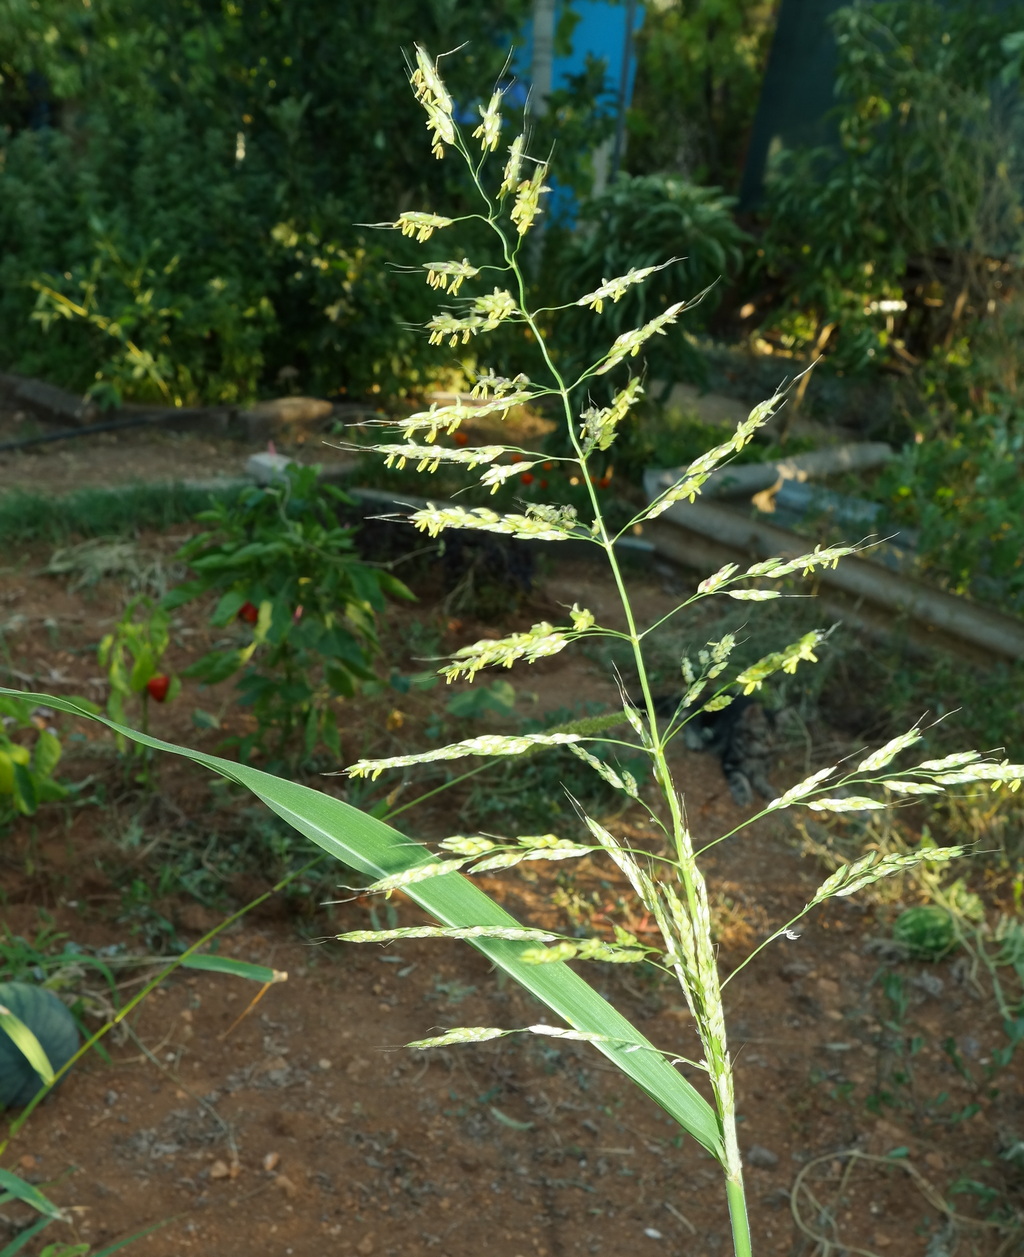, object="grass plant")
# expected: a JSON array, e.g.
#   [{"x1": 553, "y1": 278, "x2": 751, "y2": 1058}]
[
  {"x1": 0, "y1": 483, "x2": 247, "y2": 546},
  {"x1": 3, "y1": 48, "x2": 1024, "y2": 1255}
]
